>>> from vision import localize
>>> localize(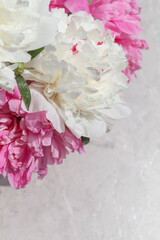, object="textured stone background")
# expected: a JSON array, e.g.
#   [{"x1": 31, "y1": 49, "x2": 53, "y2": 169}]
[{"x1": 0, "y1": 1, "x2": 160, "y2": 239}]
